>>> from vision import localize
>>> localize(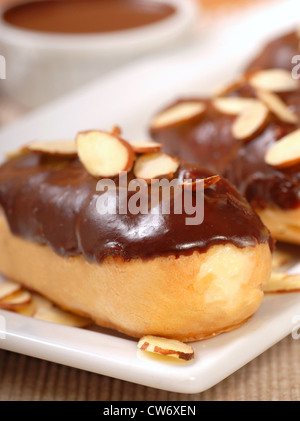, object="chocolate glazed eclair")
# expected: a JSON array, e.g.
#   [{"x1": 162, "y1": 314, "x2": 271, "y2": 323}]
[
  {"x1": 150, "y1": 28, "x2": 300, "y2": 246},
  {"x1": 0, "y1": 131, "x2": 272, "y2": 341}
]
